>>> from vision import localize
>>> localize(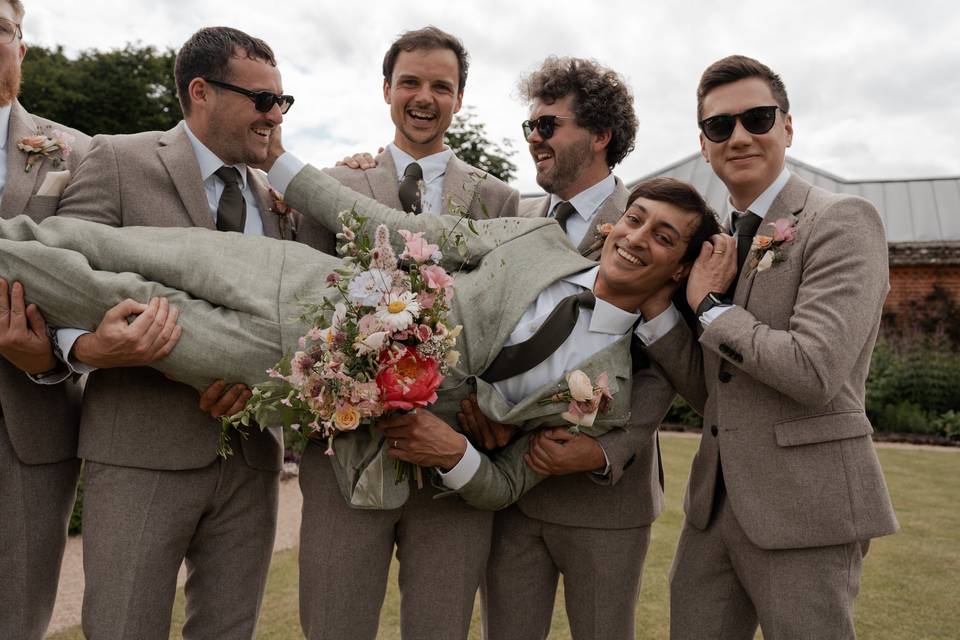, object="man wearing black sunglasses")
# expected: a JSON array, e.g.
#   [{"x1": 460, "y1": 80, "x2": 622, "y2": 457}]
[
  {"x1": 42, "y1": 26, "x2": 326, "y2": 639},
  {"x1": 635, "y1": 55, "x2": 897, "y2": 639},
  {"x1": 0, "y1": 1, "x2": 91, "y2": 638}
]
